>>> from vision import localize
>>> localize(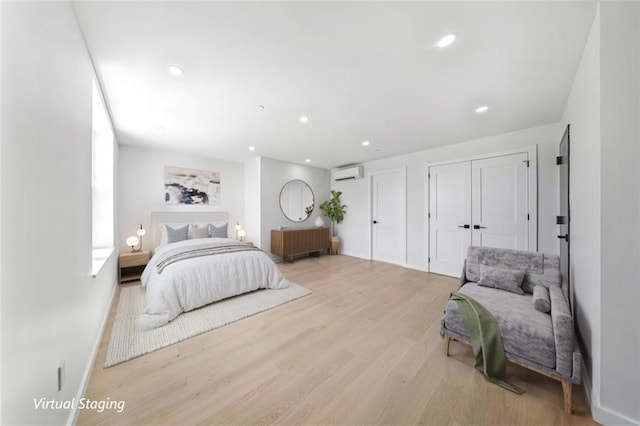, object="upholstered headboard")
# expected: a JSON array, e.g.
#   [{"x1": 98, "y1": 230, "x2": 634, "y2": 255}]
[{"x1": 150, "y1": 211, "x2": 229, "y2": 252}]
